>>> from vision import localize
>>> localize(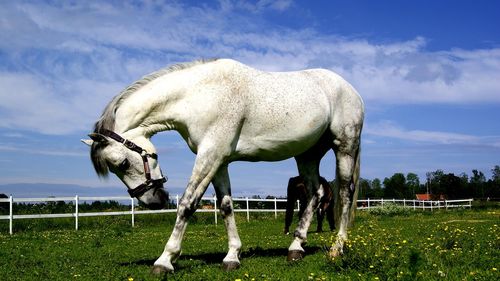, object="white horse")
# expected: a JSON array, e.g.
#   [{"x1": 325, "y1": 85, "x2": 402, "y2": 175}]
[{"x1": 82, "y1": 58, "x2": 364, "y2": 273}]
